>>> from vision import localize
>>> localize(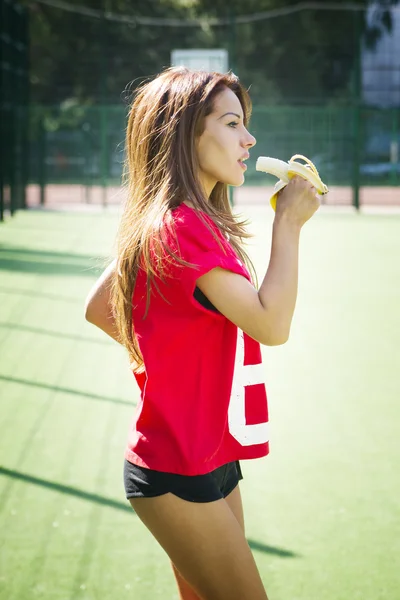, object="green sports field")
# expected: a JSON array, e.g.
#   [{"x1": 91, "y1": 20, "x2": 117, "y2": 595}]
[{"x1": 0, "y1": 205, "x2": 399, "y2": 600}]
